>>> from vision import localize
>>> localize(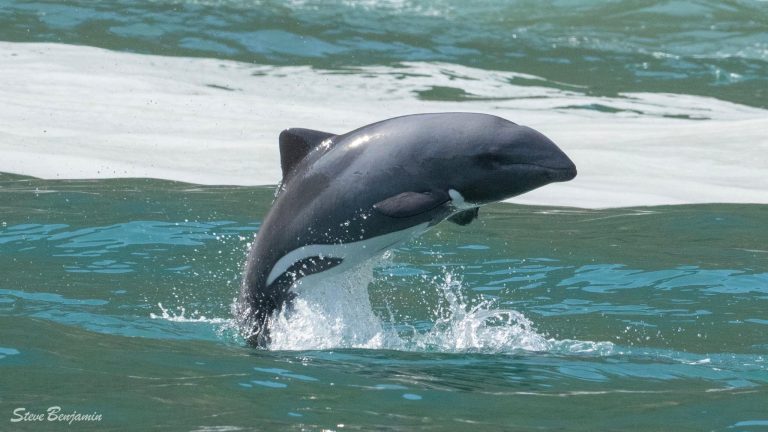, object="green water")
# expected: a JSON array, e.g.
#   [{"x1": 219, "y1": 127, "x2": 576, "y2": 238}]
[{"x1": 1, "y1": 173, "x2": 766, "y2": 430}]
